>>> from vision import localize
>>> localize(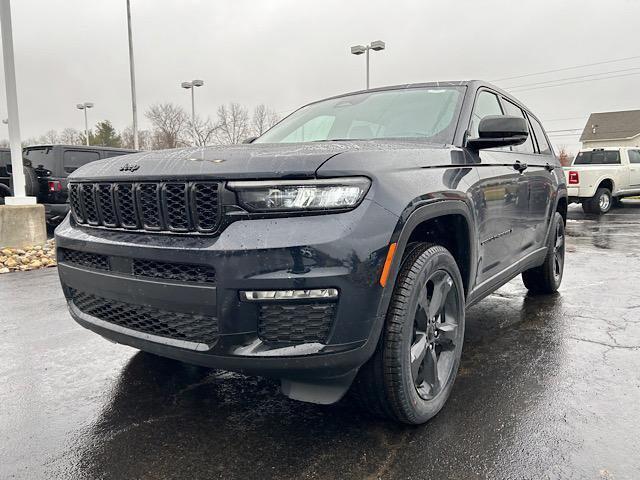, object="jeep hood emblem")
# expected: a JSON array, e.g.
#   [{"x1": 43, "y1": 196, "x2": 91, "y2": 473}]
[{"x1": 120, "y1": 163, "x2": 140, "y2": 172}]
